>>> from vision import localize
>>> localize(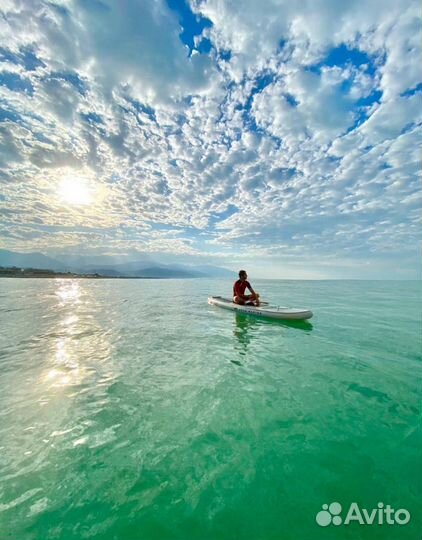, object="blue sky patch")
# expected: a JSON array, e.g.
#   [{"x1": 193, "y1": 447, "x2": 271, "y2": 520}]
[
  {"x1": 309, "y1": 44, "x2": 379, "y2": 76},
  {"x1": 0, "y1": 73, "x2": 33, "y2": 95},
  {"x1": 126, "y1": 98, "x2": 157, "y2": 122},
  {"x1": 80, "y1": 112, "x2": 104, "y2": 125},
  {"x1": 47, "y1": 72, "x2": 87, "y2": 95},
  {"x1": 219, "y1": 50, "x2": 232, "y2": 62},
  {"x1": 166, "y1": 0, "x2": 212, "y2": 52},
  {"x1": 197, "y1": 38, "x2": 212, "y2": 54},
  {"x1": 0, "y1": 47, "x2": 45, "y2": 71},
  {"x1": 400, "y1": 82, "x2": 422, "y2": 97},
  {"x1": 324, "y1": 44, "x2": 372, "y2": 68},
  {"x1": 242, "y1": 71, "x2": 276, "y2": 123},
  {"x1": 355, "y1": 89, "x2": 382, "y2": 107},
  {"x1": 209, "y1": 204, "x2": 238, "y2": 226},
  {"x1": 20, "y1": 48, "x2": 45, "y2": 71},
  {"x1": 278, "y1": 38, "x2": 288, "y2": 51},
  {"x1": 284, "y1": 93, "x2": 298, "y2": 107},
  {"x1": 0, "y1": 107, "x2": 21, "y2": 123}
]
